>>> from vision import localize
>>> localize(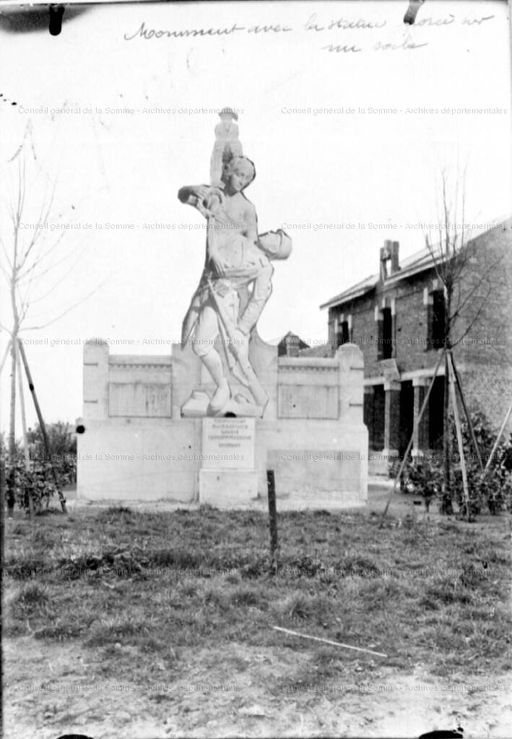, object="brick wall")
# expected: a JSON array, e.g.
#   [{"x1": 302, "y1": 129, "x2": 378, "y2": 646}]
[
  {"x1": 330, "y1": 270, "x2": 444, "y2": 378},
  {"x1": 455, "y1": 221, "x2": 512, "y2": 368},
  {"x1": 327, "y1": 218, "x2": 512, "y2": 432},
  {"x1": 454, "y1": 219, "x2": 512, "y2": 431}
]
